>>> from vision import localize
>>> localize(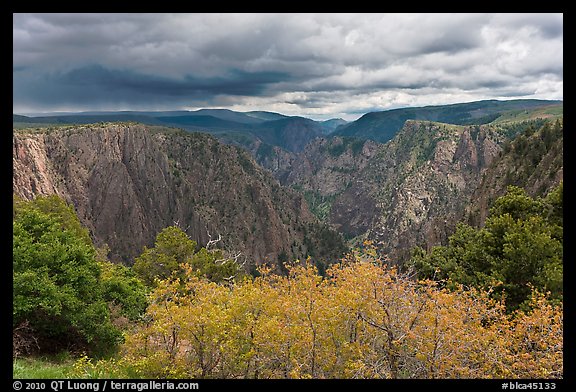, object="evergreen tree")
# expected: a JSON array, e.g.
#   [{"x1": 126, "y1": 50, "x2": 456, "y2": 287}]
[
  {"x1": 13, "y1": 195, "x2": 146, "y2": 355},
  {"x1": 410, "y1": 184, "x2": 562, "y2": 311},
  {"x1": 133, "y1": 226, "x2": 241, "y2": 286}
]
